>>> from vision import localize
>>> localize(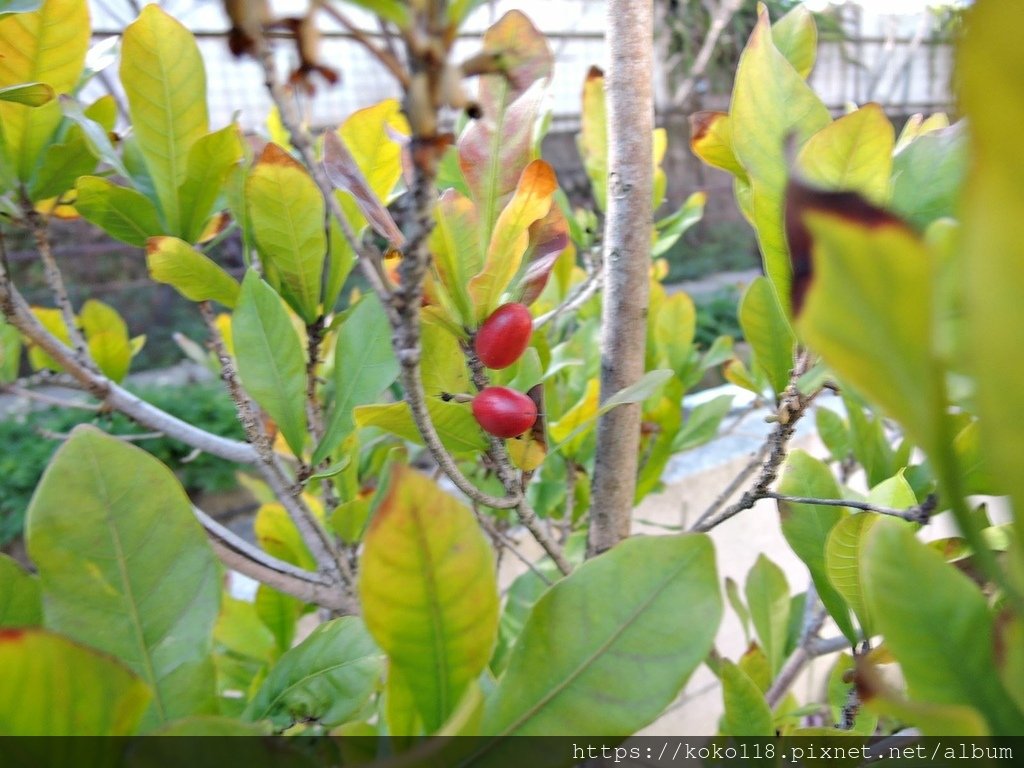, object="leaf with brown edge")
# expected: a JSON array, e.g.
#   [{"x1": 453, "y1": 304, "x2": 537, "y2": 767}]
[
  {"x1": 322, "y1": 129, "x2": 404, "y2": 247},
  {"x1": 783, "y1": 177, "x2": 903, "y2": 317},
  {"x1": 468, "y1": 159, "x2": 557, "y2": 323},
  {"x1": 476, "y1": 10, "x2": 553, "y2": 108},
  {"x1": 689, "y1": 111, "x2": 747, "y2": 181},
  {"x1": 517, "y1": 202, "x2": 570, "y2": 306}
]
